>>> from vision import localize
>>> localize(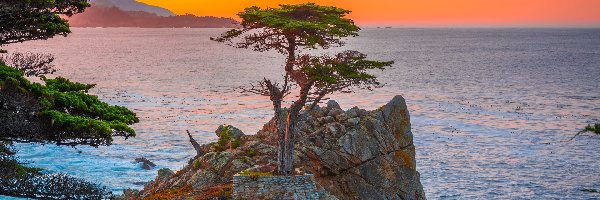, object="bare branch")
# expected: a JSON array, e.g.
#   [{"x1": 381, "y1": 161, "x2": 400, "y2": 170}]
[{"x1": 0, "y1": 52, "x2": 56, "y2": 77}]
